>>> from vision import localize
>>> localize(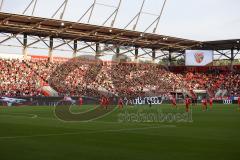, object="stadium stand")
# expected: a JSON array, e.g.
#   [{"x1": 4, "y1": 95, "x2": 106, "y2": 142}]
[{"x1": 0, "y1": 57, "x2": 239, "y2": 98}]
